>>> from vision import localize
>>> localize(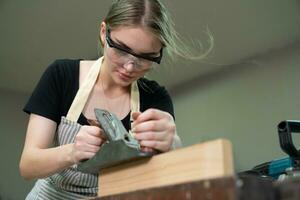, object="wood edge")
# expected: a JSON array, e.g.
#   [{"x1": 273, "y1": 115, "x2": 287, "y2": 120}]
[{"x1": 220, "y1": 139, "x2": 235, "y2": 175}]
